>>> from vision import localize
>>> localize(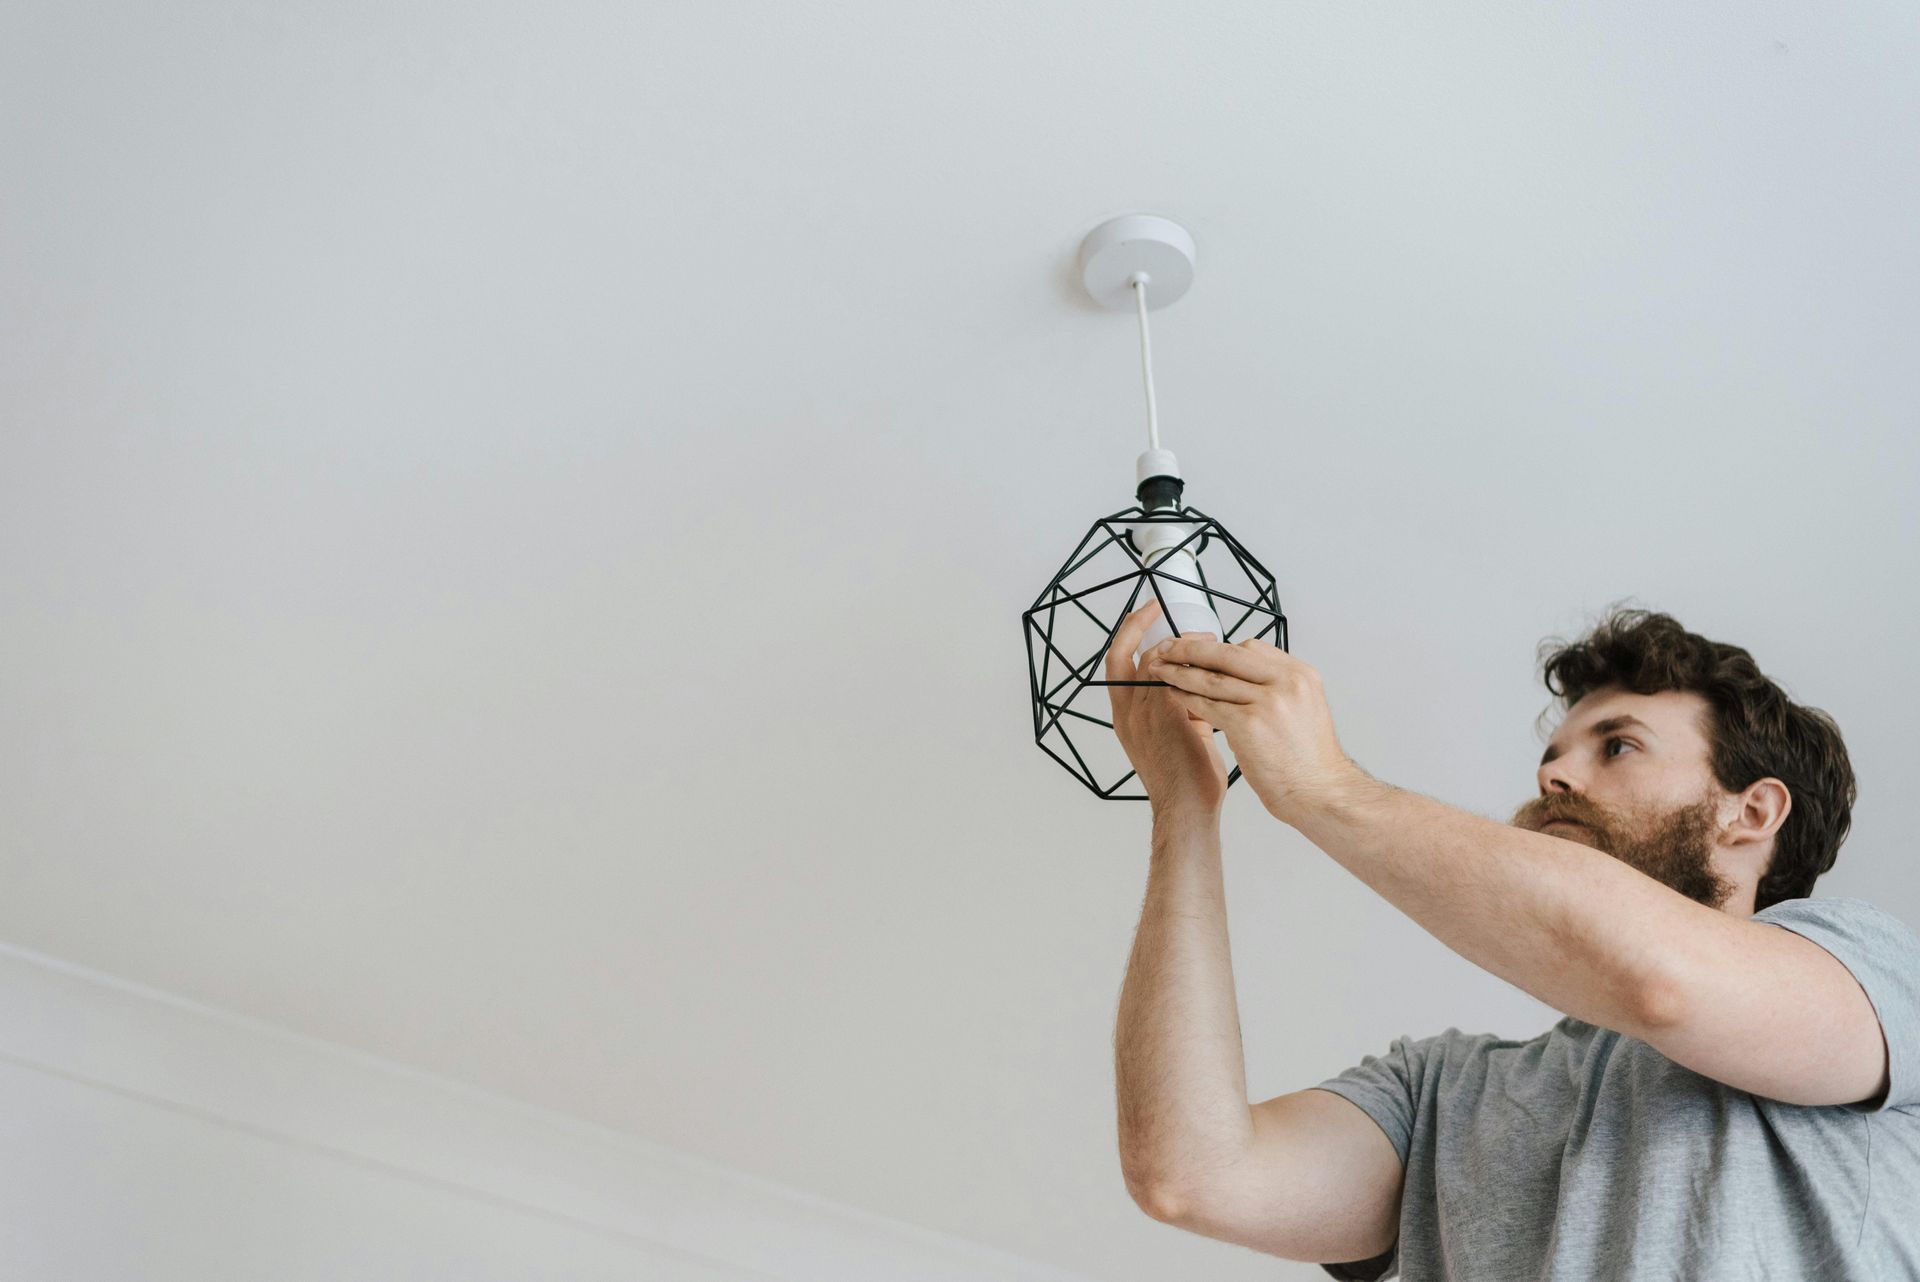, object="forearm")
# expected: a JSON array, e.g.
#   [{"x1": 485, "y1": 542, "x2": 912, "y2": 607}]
[
  {"x1": 1289, "y1": 774, "x2": 1683, "y2": 1036},
  {"x1": 1114, "y1": 804, "x2": 1254, "y2": 1203}
]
